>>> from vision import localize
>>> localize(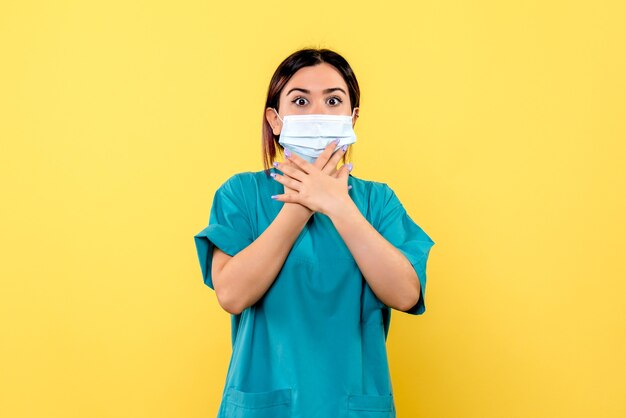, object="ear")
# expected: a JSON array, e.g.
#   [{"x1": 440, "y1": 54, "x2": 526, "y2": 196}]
[
  {"x1": 351, "y1": 107, "x2": 359, "y2": 128},
  {"x1": 265, "y1": 107, "x2": 283, "y2": 136}
]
